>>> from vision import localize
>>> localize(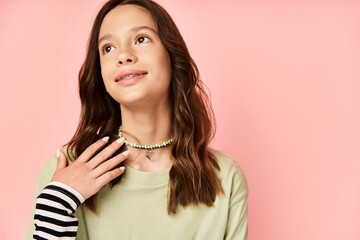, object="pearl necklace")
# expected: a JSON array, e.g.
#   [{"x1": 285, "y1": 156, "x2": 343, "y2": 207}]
[{"x1": 117, "y1": 126, "x2": 174, "y2": 160}]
